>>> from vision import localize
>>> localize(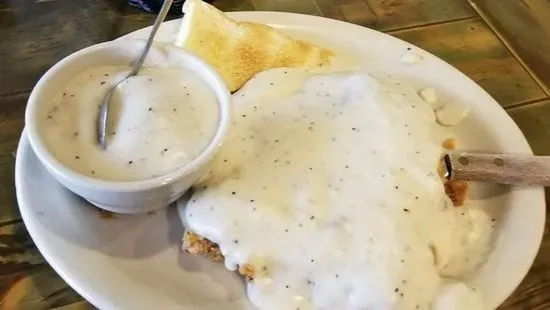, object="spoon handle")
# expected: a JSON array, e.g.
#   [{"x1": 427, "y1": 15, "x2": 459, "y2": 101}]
[
  {"x1": 130, "y1": 0, "x2": 174, "y2": 75},
  {"x1": 444, "y1": 152, "x2": 550, "y2": 186}
]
